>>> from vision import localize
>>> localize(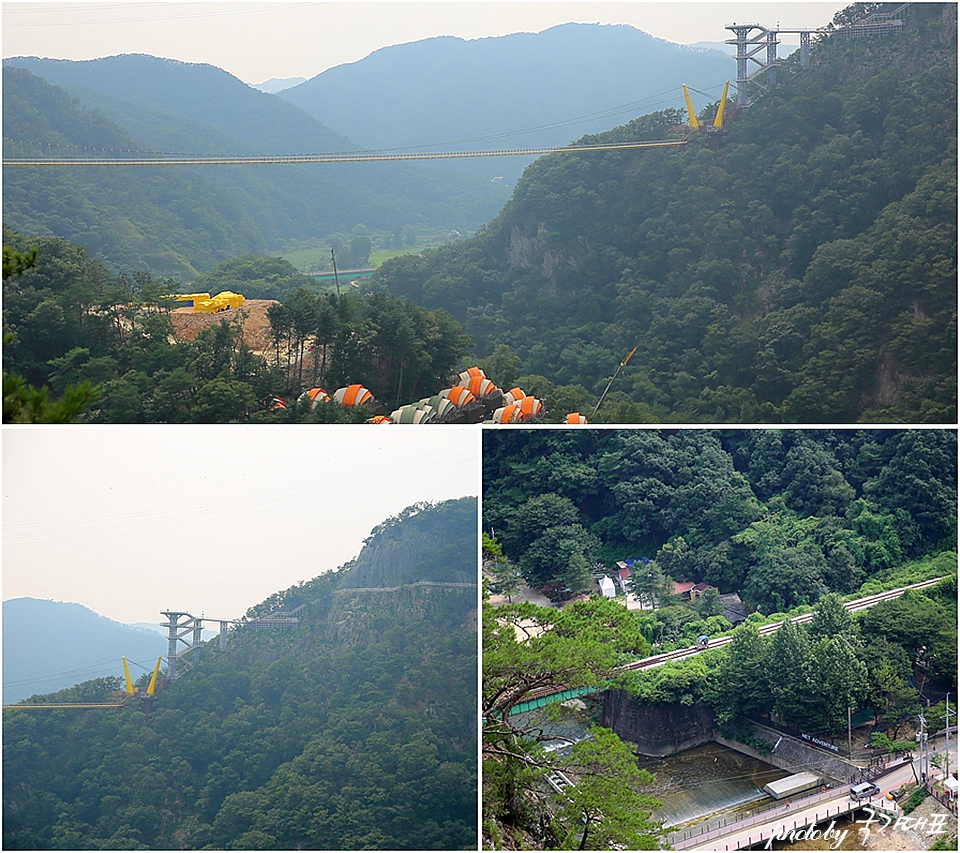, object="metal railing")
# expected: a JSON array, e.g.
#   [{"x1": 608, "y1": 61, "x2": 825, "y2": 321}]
[{"x1": 671, "y1": 786, "x2": 869, "y2": 850}]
